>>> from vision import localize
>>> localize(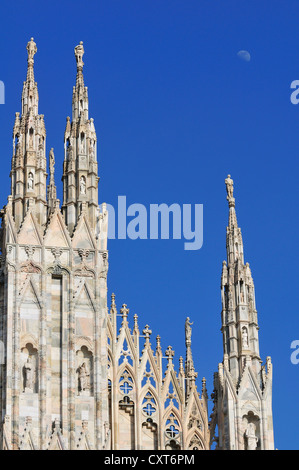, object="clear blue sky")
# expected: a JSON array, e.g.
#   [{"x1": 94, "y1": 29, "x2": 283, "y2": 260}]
[{"x1": 0, "y1": 0, "x2": 298, "y2": 450}]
